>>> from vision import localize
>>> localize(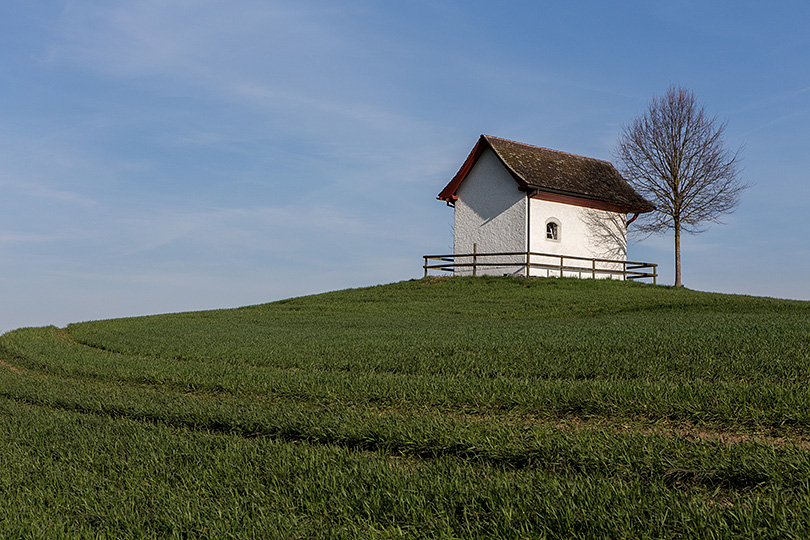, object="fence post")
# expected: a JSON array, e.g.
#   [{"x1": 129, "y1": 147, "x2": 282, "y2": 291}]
[
  {"x1": 526, "y1": 250, "x2": 530, "y2": 277},
  {"x1": 559, "y1": 256, "x2": 564, "y2": 278},
  {"x1": 592, "y1": 259, "x2": 596, "y2": 279},
  {"x1": 472, "y1": 243, "x2": 477, "y2": 277},
  {"x1": 623, "y1": 261, "x2": 627, "y2": 281},
  {"x1": 424, "y1": 256, "x2": 428, "y2": 278}
]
